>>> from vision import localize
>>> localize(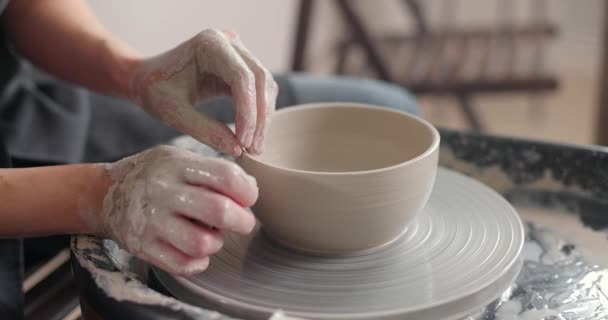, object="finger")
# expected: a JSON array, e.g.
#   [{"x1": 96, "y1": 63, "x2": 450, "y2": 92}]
[
  {"x1": 226, "y1": 33, "x2": 278, "y2": 154},
  {"x1": 252, "y1": 85, "x2": 278, "y2": 153},
  {"x1": 141, "y1": 239, "x2": 210, "y2": 276},
  {"x1": 196, "y1": 29, "x2": 257, "y2": 149},
  {"x1": 170, "y1": 104, "x2": 242, "y2": 157},
  {"x1": 171, "y1": 185, "x2": 256, "y2": 234},
  {"x1": 151, "y1": 215, "x2": 224, "y2": 258},
  {"x1": 182, "y1": 157, "x2": 258, "y2": 207}
]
